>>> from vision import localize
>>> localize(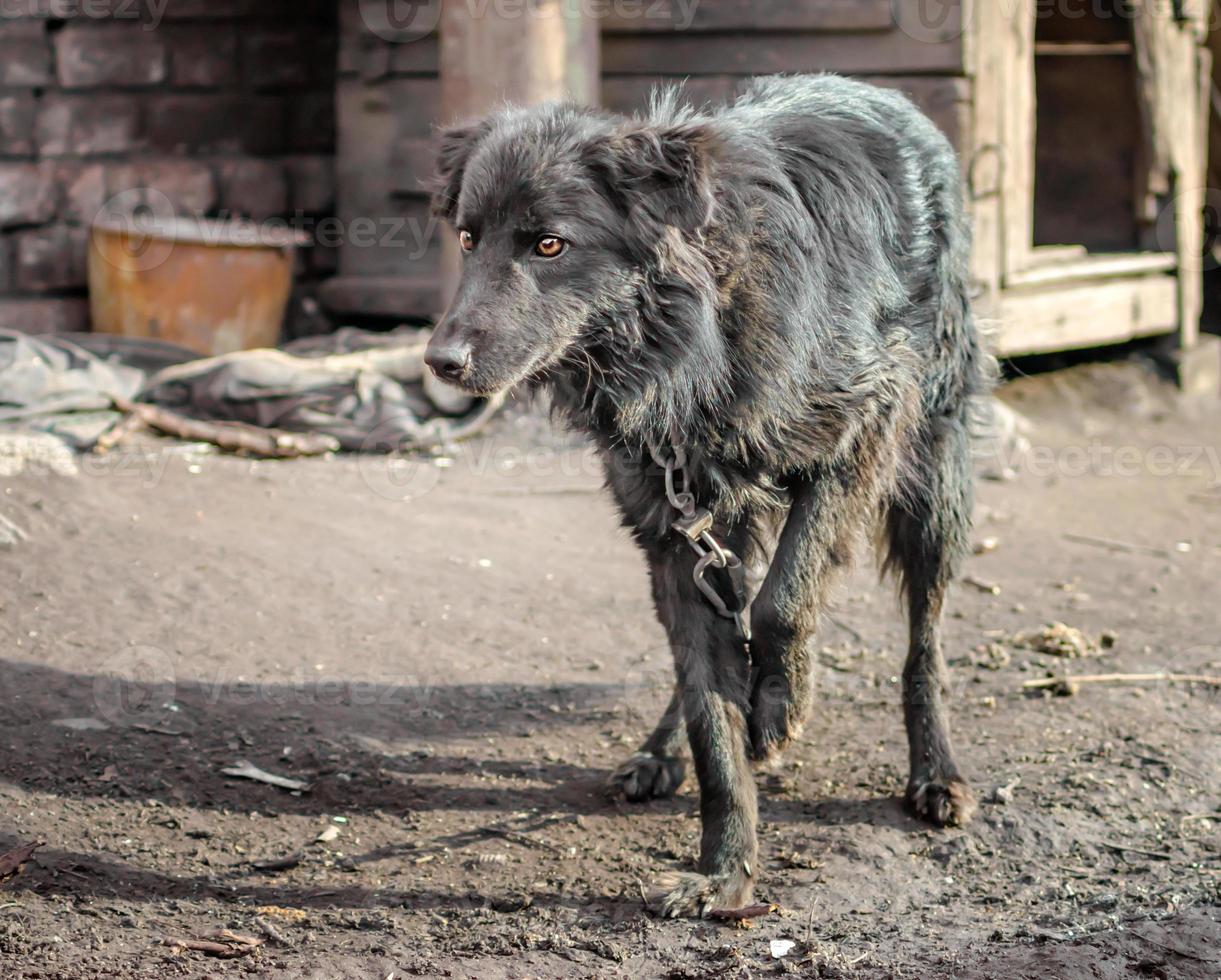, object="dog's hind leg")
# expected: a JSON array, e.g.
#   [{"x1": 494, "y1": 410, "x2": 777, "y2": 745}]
[
  {"x1": 610, "y1": 684, "x2": 687, "y2": 801},
  {"x1": 885, "y1": 420, "x2": 977, "y2": 827},
  {"x1": 646, "y1": 535, "x2": 757, "y2": 917}
]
